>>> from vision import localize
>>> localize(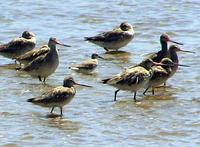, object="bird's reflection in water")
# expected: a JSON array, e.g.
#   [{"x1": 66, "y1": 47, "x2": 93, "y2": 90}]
[
  {"x1": 32, "y1": 112, "x2": 81, "y2": 133},
  {"x1": 110, "y1": 86, "x2": 177, "y2": 110},
  {"x1": 46, "y1": 116, "x2": 81, "y2": 133},
  {"x1": 103, "y1": 50, "x2": 131, "y2": 64},
  {"x1": 0, "y1": 63, "x2": 17, "y2": 70},
  {"x1": 143, "y1": 86, "x2": 177, "y2": 100}
]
